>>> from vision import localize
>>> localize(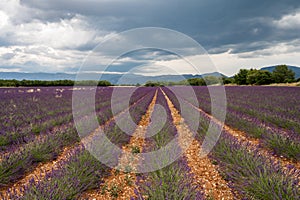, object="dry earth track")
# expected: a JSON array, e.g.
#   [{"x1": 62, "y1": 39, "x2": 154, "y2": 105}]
[
  {"x1": 161, "y1": 89, "x2": 235, "y2": 200},
  {"x1": 80, "y1": 90, "x2": 158, "y2": 200}
]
